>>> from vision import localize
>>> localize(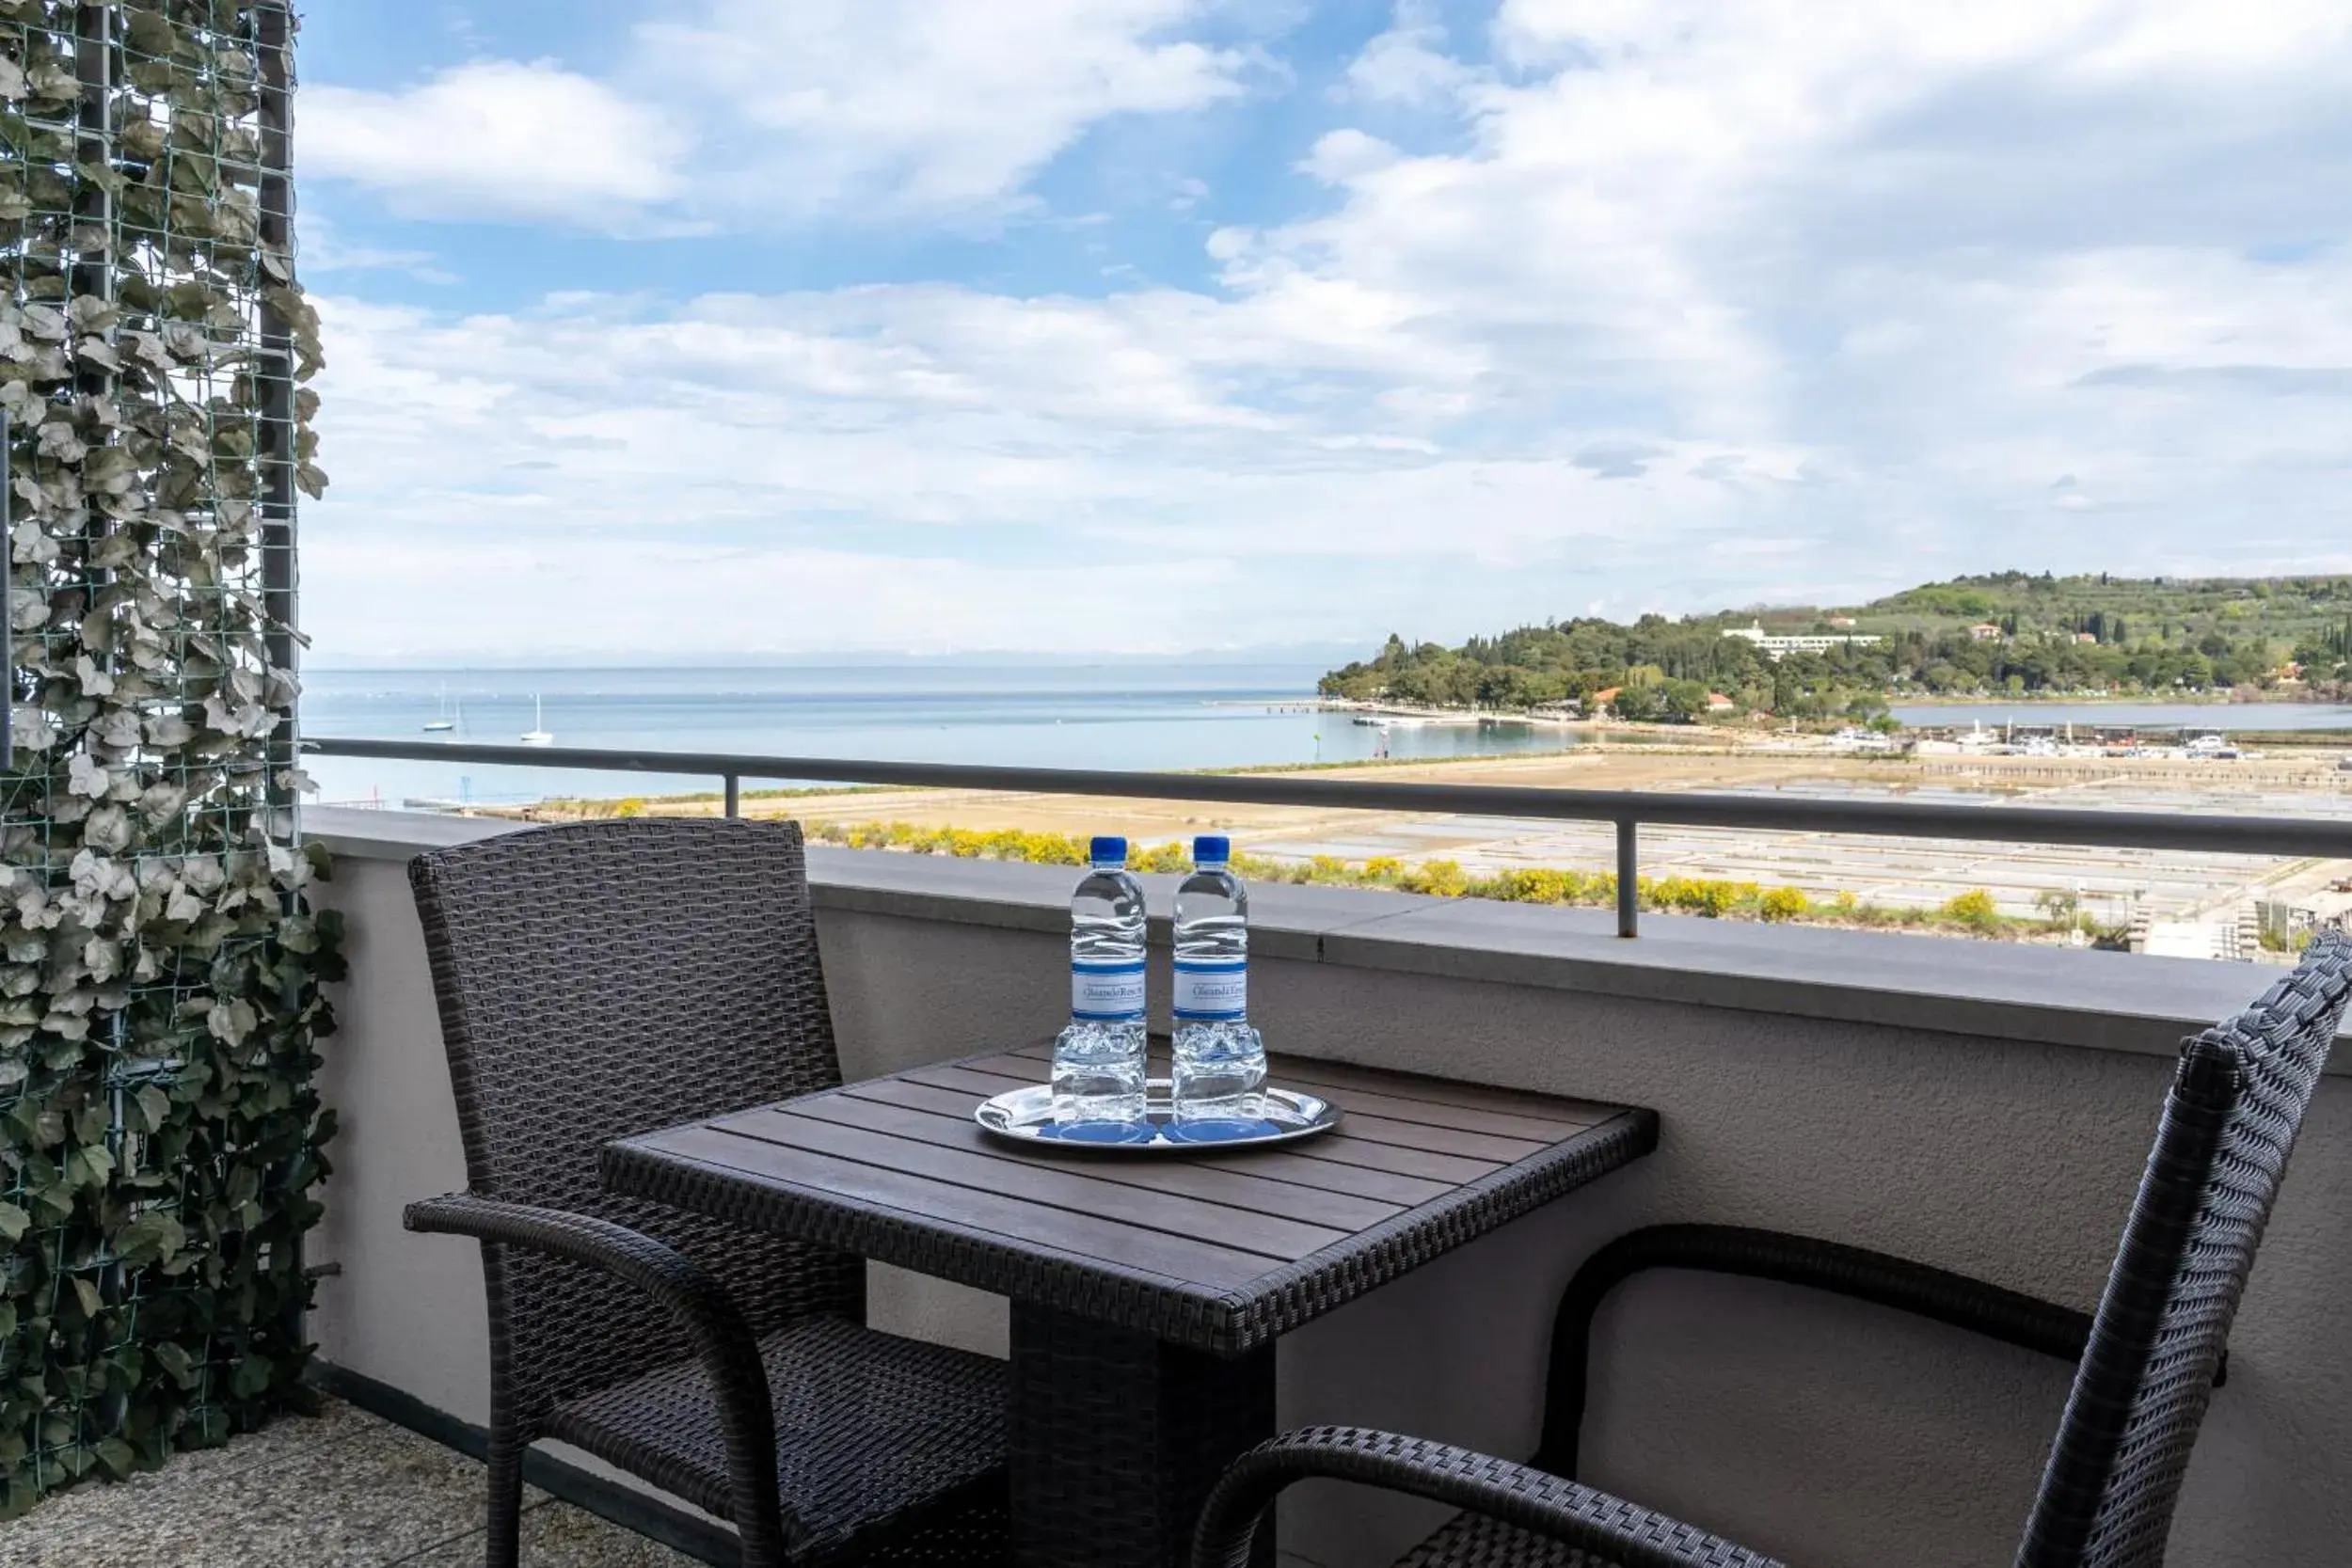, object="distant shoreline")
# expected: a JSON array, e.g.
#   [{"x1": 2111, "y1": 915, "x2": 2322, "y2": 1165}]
[
  {"x1": 1889, "y1": 691, "x2": 2340, "y2": 707},
  {"x1": 1312, "y1": 693, "x2": 2352, "y2": 725},
  {"x1": 1300, "y1": 698, "x2": 1725, "y2": 740}
]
